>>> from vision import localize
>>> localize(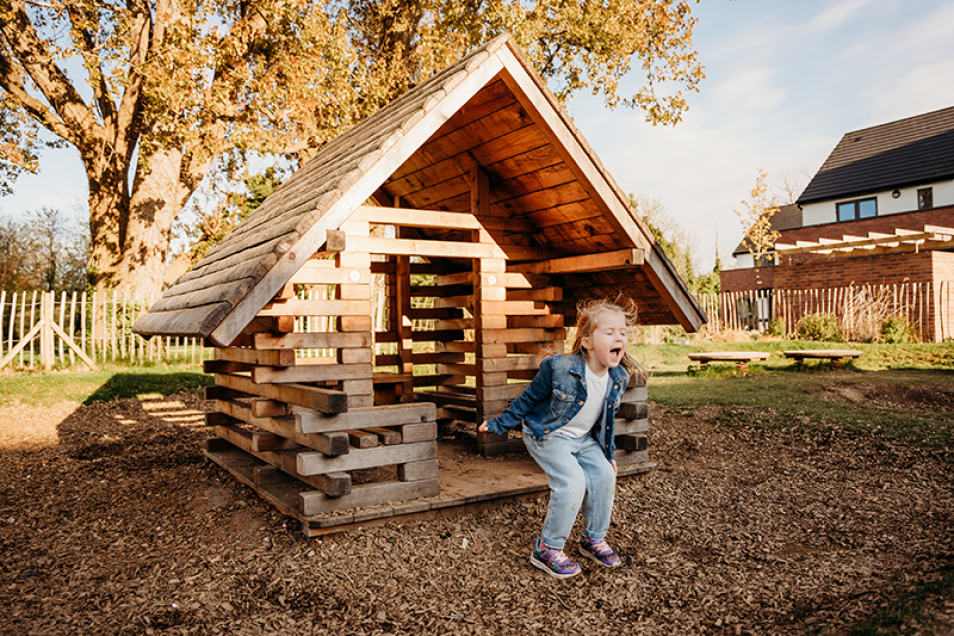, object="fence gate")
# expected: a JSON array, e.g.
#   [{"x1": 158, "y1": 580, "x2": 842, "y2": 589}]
[{"x1": 0, "y1": 291, "x2": 94, "y2": 370}]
